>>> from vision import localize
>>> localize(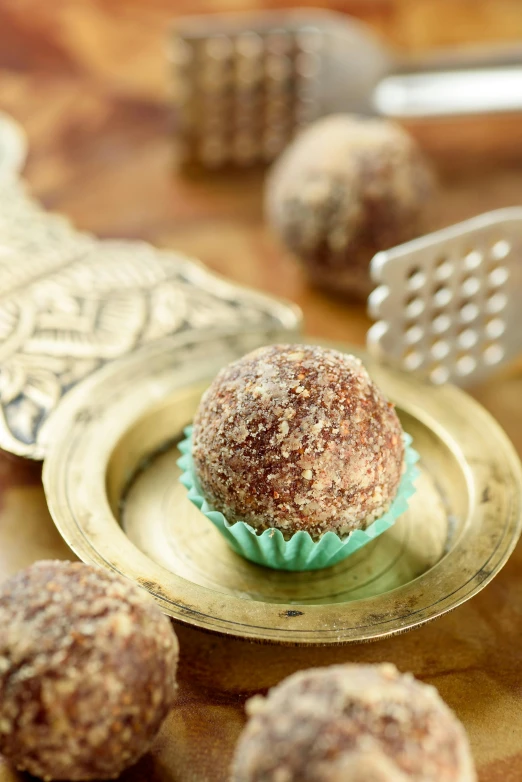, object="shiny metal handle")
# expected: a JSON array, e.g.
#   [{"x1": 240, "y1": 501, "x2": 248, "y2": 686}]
[{"x1": 374, "y1": 66, "x2": 522, "y2": 118}]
